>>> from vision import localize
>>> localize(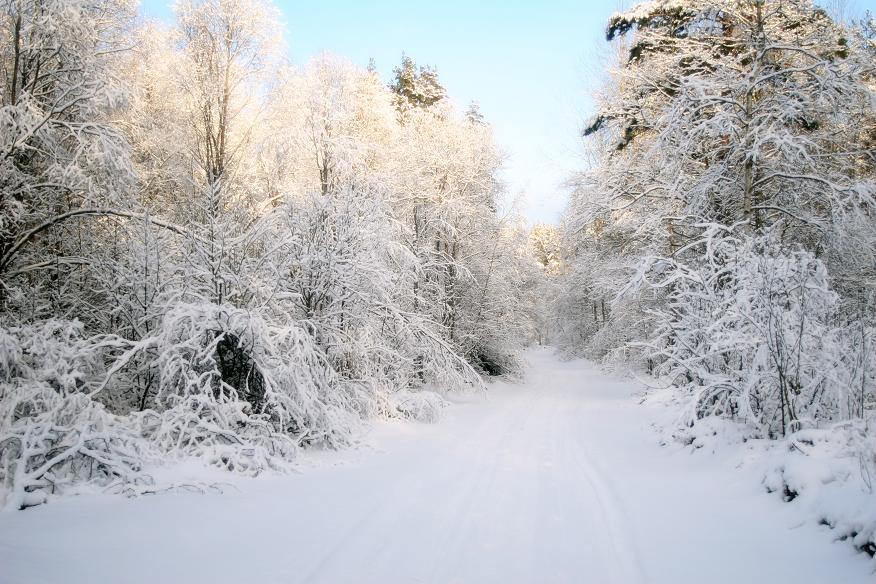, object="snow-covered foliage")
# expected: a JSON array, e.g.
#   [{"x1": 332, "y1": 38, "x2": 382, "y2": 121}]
[
  {"x1": 0, "y1": 0, "x2": 542, "y2": 509},
  {"x1": 0, "y1": 320, "x2": 151, "y2": 510},
  {"x1": 632, "y1": 226, "x2": 875, "y2": 438},
  {"x1": 647, "y1": 376, "x2": 876, "y2": 562},
  {"x1": 559, "y1": 0, "x2": 876, "y2": 557},
  {"x1": 388, "y1": 389, "x2": 449, "y2": 423},
  {"x1": 761, "y1": 421, "x2": 876, "y2": 558},
  {"x1": 562, "y1": 0, "x2": 875, "y2": 418},
  {"x1": 3, "y1": 348, "x2": 873, "y2": 582}
]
